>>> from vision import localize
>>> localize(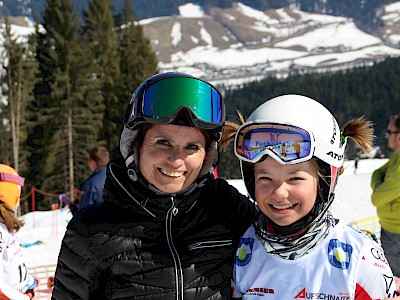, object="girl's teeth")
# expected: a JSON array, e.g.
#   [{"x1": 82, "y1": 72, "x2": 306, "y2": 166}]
[{"x1": 272, "y1": 204, "x2": 293, "y2": 209}]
